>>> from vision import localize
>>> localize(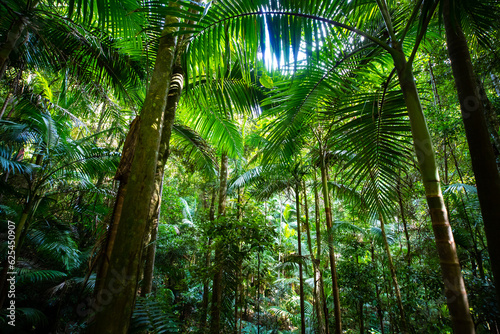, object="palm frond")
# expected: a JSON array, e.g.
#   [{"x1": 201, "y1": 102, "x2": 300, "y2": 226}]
[
  {"x1": 180, "y1": 108, "x2": 243, "y2": 158},
  {"x1": 170, "y1": 123, "x2": 218, "y2": 179},
  {"x1": 16, "y1": 268, "x2": 67, "y2": 285},
  {"x1": 328, "y1": 86, "x2": 413, "y2": 222}
]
